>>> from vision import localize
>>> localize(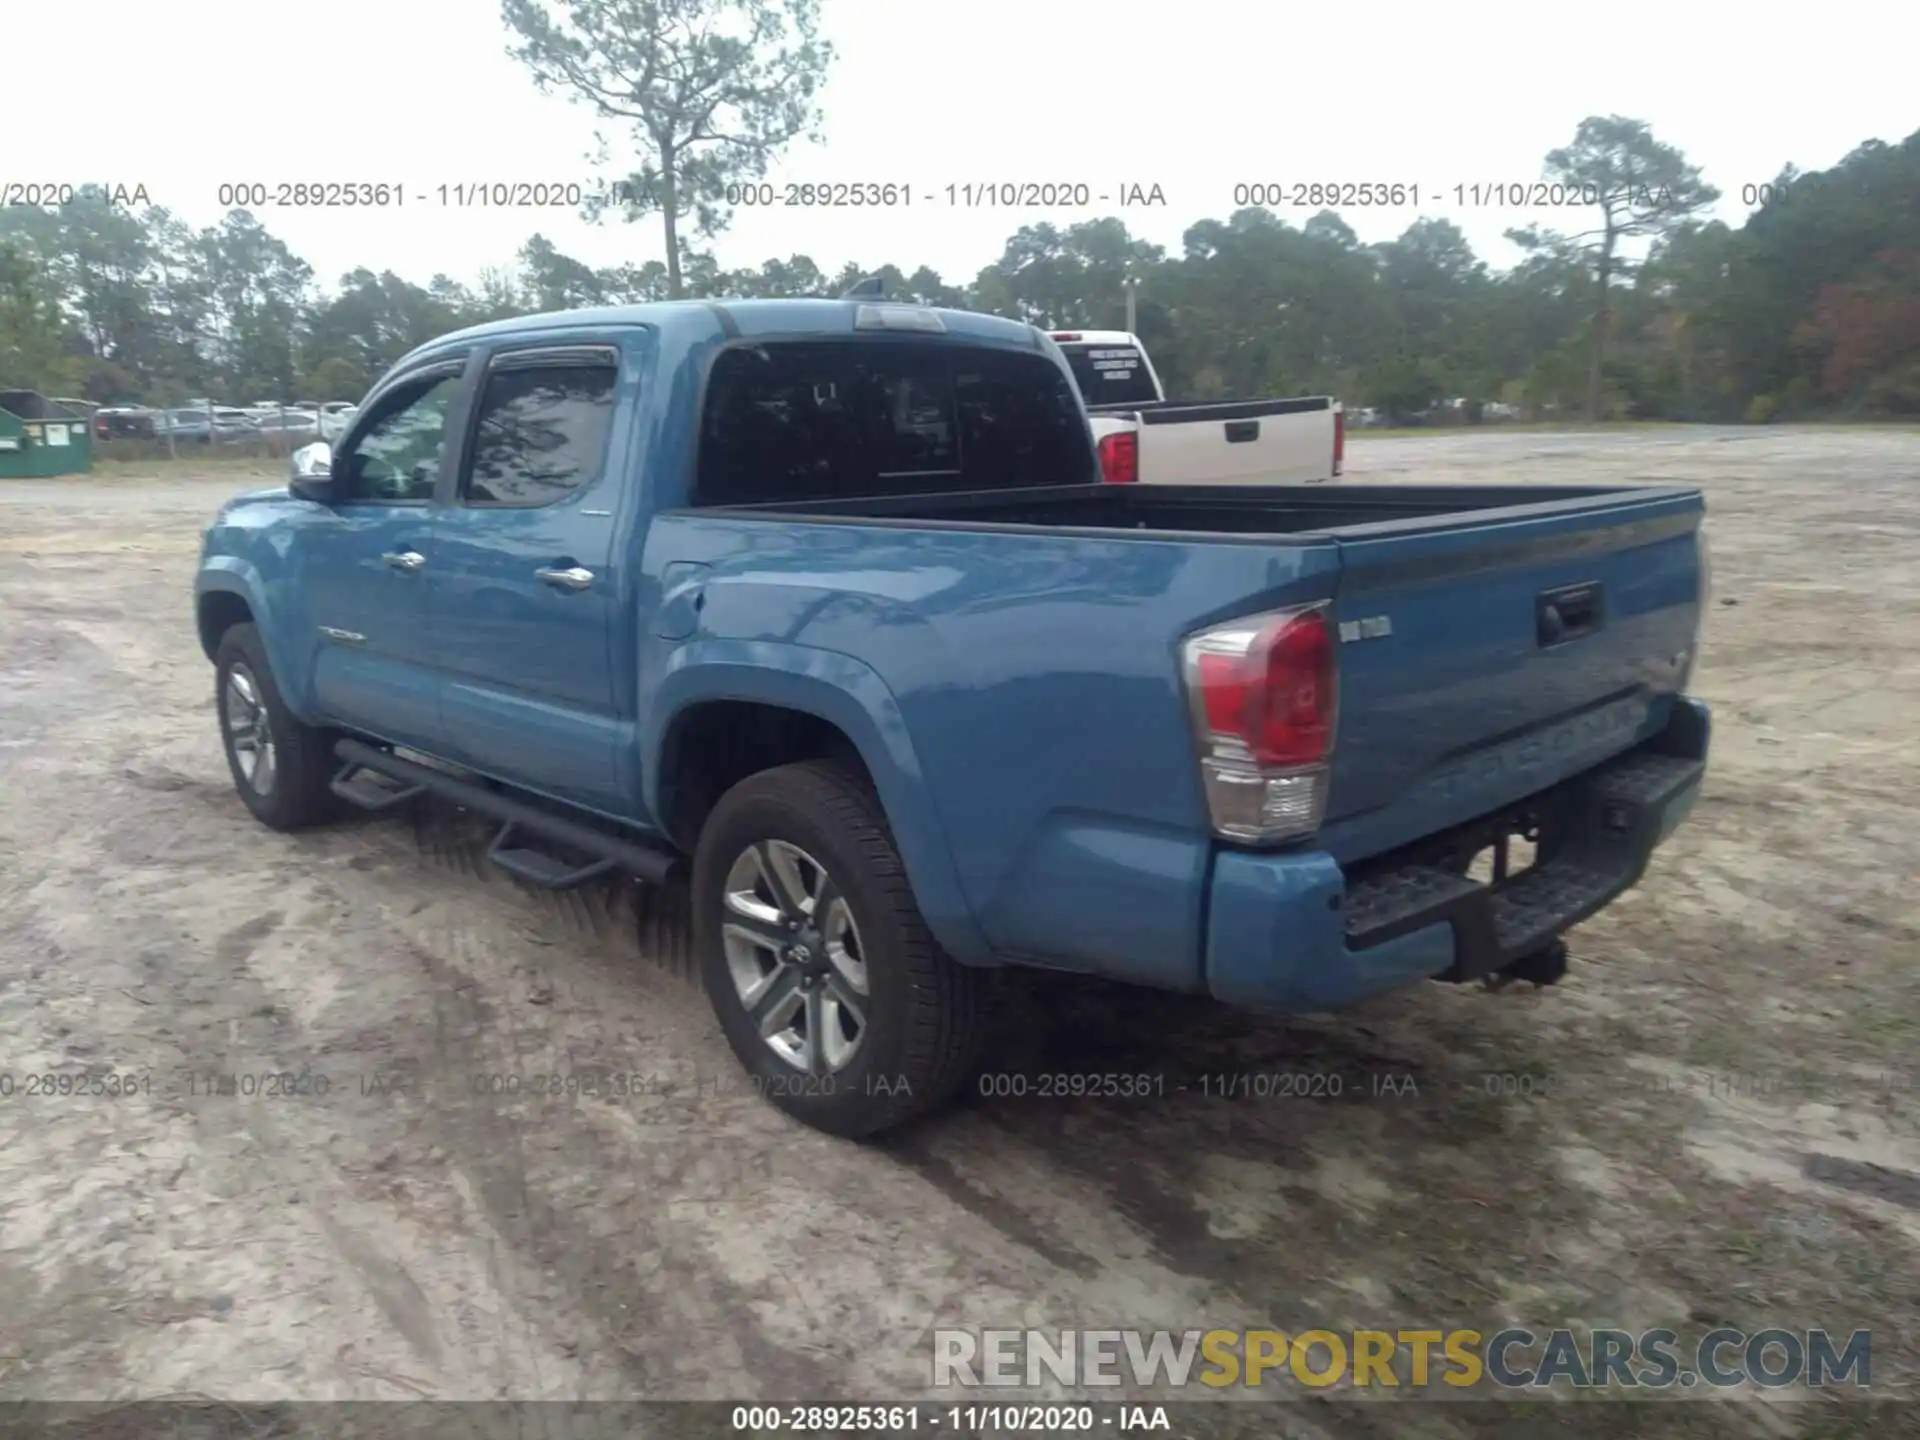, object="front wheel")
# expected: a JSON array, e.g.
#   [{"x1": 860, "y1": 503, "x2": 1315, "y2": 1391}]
[
  {"x1": 213, "y1": 622, "x2": 341, "y2": 831},
  {"x1": 692, "y1": 760, "x2": 985, "y2": 1137}
]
